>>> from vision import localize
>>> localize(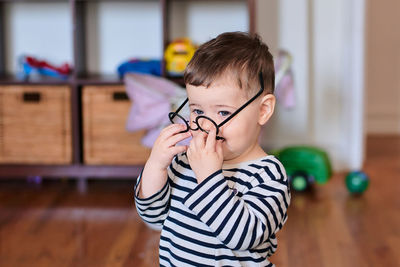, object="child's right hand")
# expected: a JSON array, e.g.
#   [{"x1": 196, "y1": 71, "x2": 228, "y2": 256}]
[
  {"x1": 139, "y1": 124, "x2": 190, "y2": 198},
  {"x1": 146, "y1": 124, "x2": 191, "y2": 172}
]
